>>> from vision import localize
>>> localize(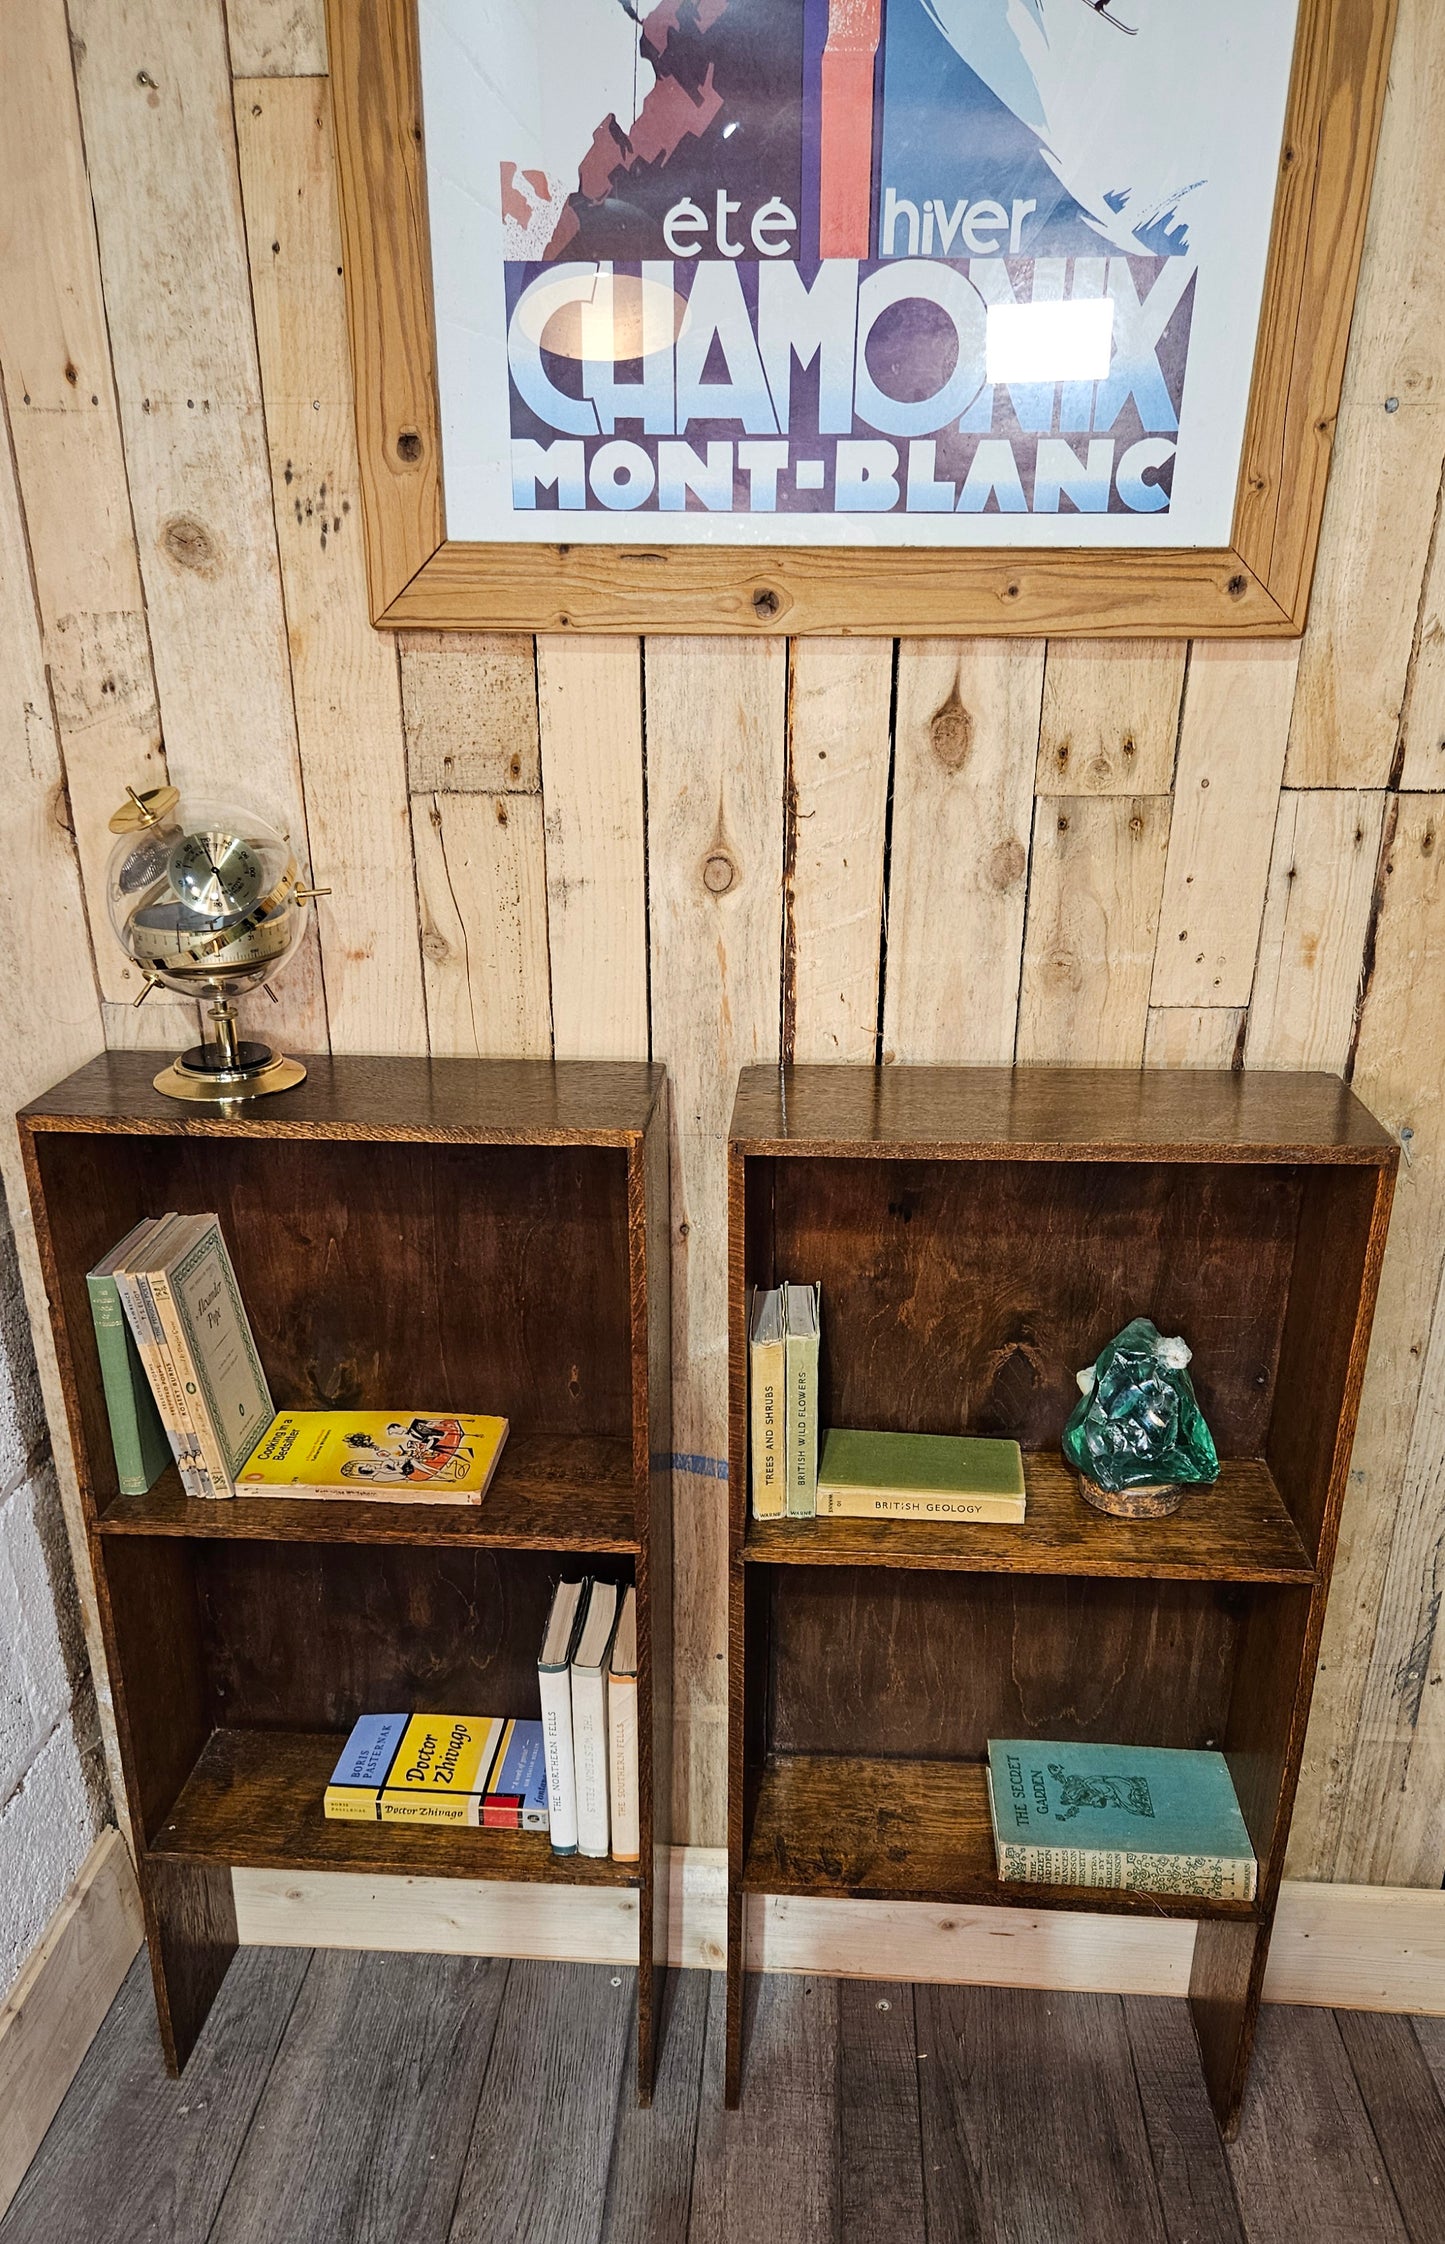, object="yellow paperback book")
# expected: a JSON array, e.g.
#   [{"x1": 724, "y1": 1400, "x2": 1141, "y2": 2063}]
[
  {"x1": 238, "y1": 1411, "x2": 508, "y2": 1505},
  {"x1": 378, "y1": 1715, "x2": 505, "y2": 1825}
]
